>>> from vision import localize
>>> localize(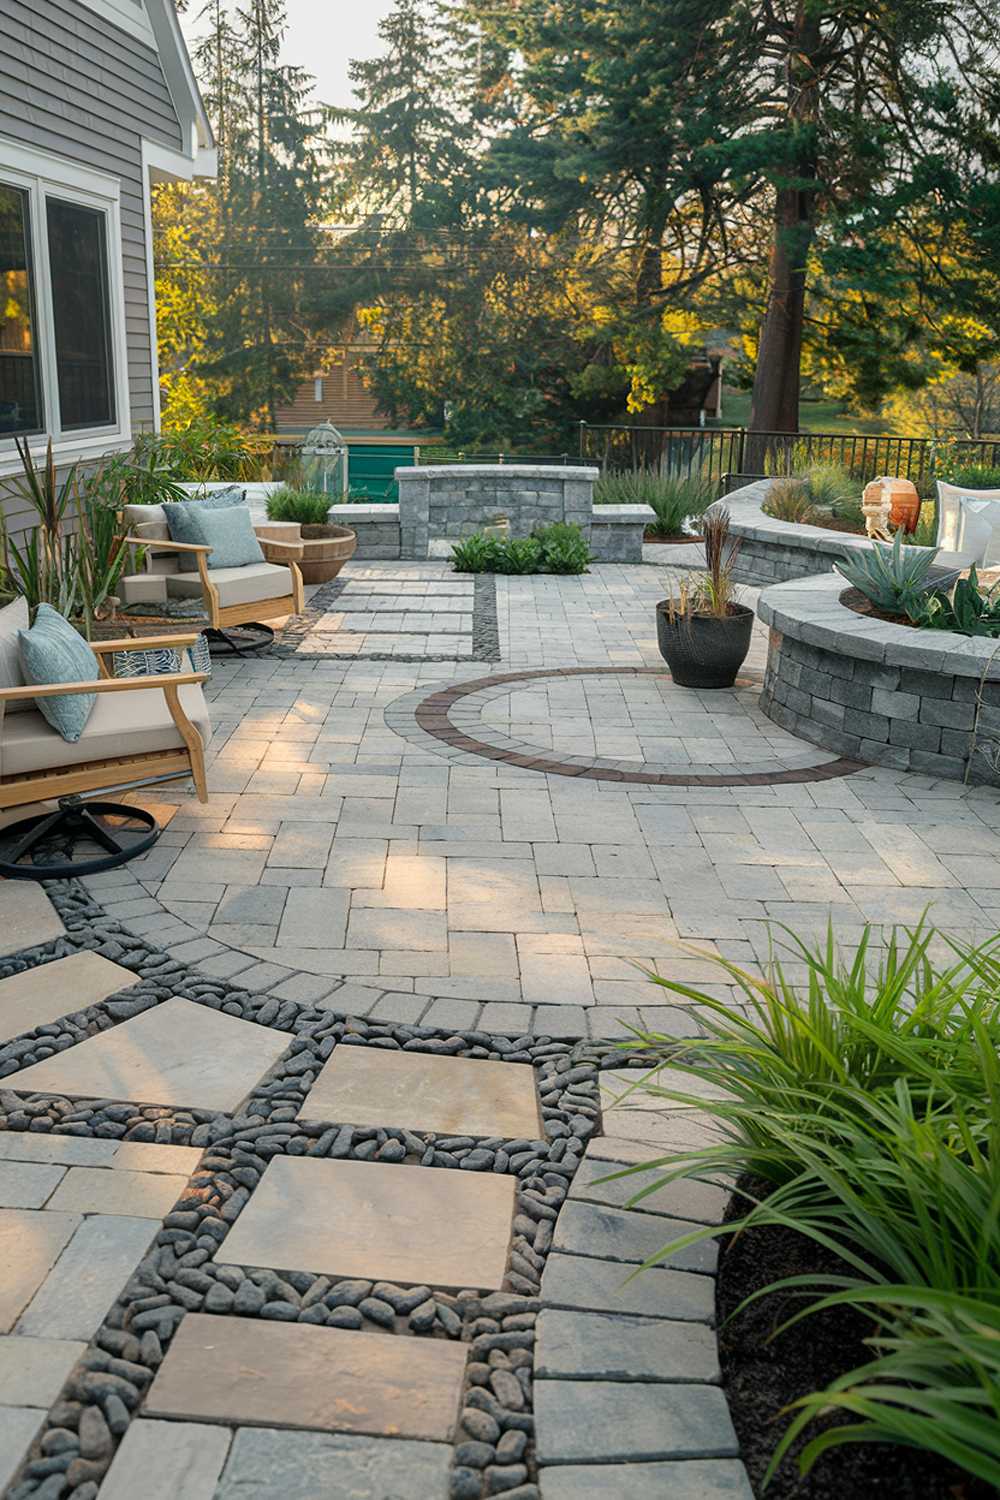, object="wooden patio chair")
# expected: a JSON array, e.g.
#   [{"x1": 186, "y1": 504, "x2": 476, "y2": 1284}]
[{"x1": 0, "y1": 629, "x2": 210, "y2": 878}]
